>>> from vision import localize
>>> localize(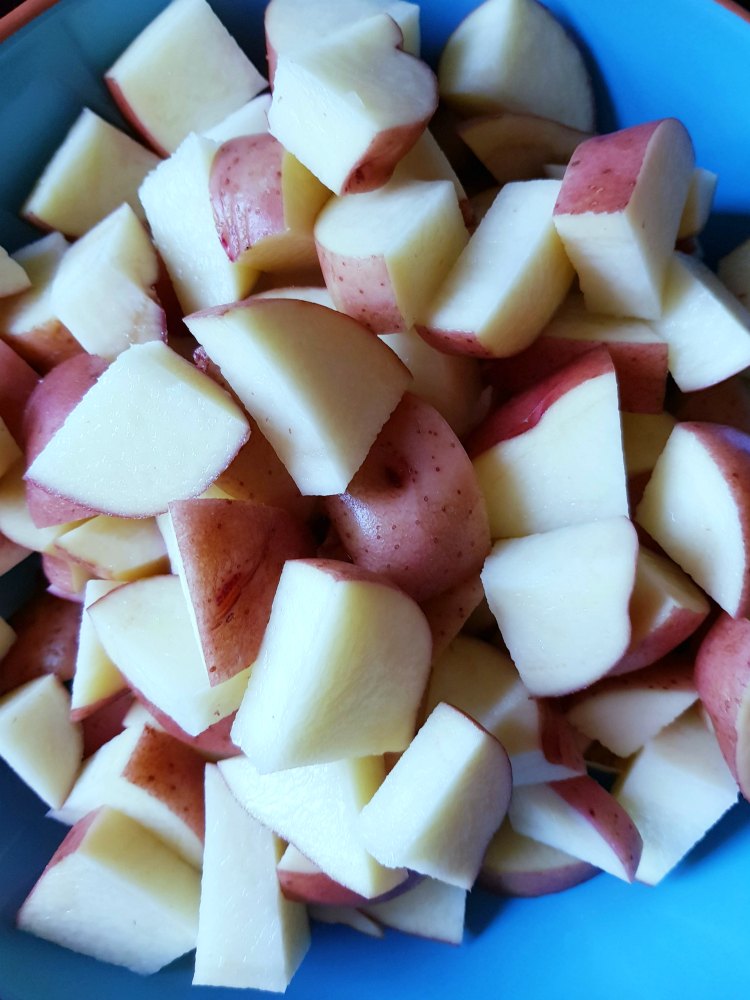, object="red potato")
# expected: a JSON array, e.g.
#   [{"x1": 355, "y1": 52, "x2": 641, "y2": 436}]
[
  {"x1": 194, "y1": 765, "x2": 310, "y2": 992},
  {"x1": 0, "y1": 674, "x2": 83, "y2": 809},
  {"x1": 467, "y1": 349, "x2": 628, "y2": 539},
  {"x1": 105, "y1": 0, "x2": 266, "y2": 157},
  {"x1": 695, "y1": 613, "x2": 750, "y2": 799},
  {"x1": 17, "y1": 808, "x2": 200, "y2": 975},
  {"x1": 56, "y1": 723, "x2": 206, "y2": 868},
  {"x1": 264, "y1": 0, "x2": 421, "y2": 85},
  {"x1": 650, "y1": 253, "x2": 750, "y2": 393},
  {"x1": 231, "y1": 559, "x2": 433, "y2": 772},
  {"x1": 378, "y1": 329, "x2": 485, "y2": 440},
  {"x1": 185, "y1": 297, "x2": 411, "y2": 498},
  {"x1": 609, "y1": 547, "x2": 709, "y2": 676},
  {"x1": 479, "y1": 820, "x2": 599, "y2": 898},
  {"x1": 359, "y1": 703, "x2": 513, "y2": 890},
  {"x1": 324, "y1": 393, "x2": 490, "y2": 603},
  {"x1": 267, "y1": 14, "x2": 437, "y2": 196},
  {"x1": 88, "y1": 575, "x2": 252, "y2": 739},
  {"x1": 210, "y1": 134, "x2": 329, "y2": 271},
  {"x1": 563, "y1": 652, "x2": 698, "y2": 759},
  {"x1": 416, "y1": 179, "x2": 573, "y2": 359},
  {"x1": 0, "y1": 339, "x2": 38, "y2": 444},
  {"x1": 79, "y1": 692, "x2": 135, "y2": 758},
  {"x1": 419, "y1": 574, "x2": 484, "y2": 658},
  {"x1": 219, "y1": 754, "x2": 408, "y2": 901},
  {"x1": 212, "y1": 420, "x2": 313, "y2": 519},
  {"x1": 482, "y1": 518, "x2": 638, "y2": 697},
  {"x1": 21, "y1": 109, "x2": 160, "y2": 237},
  {"x1": 169, "y1": 498, "x2": 315, "y2": 685},
  {"x1": 484, "y1": 298, "x2": 669, "y2": 414},
  {"x1": 315, "y1": 179, "x2": 468, "y2": 334},
  {"x1": 25, "y1": 343, "x2": 251, "y2": 520},
  {"x1": 636, "y1": 422, "x2": 750, "y2": 618},
  {"x1": 41, "y1": 552, "x2": 91, "y2": 603},
  {"x1": 360, "y1": 877, "x2": 466, "y2": 945},
  {"x1": 509, "y1": 775, "x2": 643, "y2": 882},
  {"x1": 457, "y1": 112, "x2": 591, "y2": 184},
  {"x1": 137, "y1": 699, "x2": 240, "y2": 760},
  {"x1": 0, "y1": 591, "x2": 80, "y2": 697},
  {"x1": 423, "y1": 636, "x2": 584, "y2": 785},
  {"x1": 438, "y1": 0, "x2": 595, "y2": 130},
  {"x1": 23, "y1": 354, "x2": 107, "y2": 528},
  {"x1": 277, "y1": 844, "x2": 417, "y2": 908},
  {"x1": 671, "y1": 375, "x2": 750, "y2": 432},
  {"x1": 553, "y1": 118, "x2": 695, "y2": 320},
  {"x1": 0, "y1": 234, "x2": 83, "y2": 374}
]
